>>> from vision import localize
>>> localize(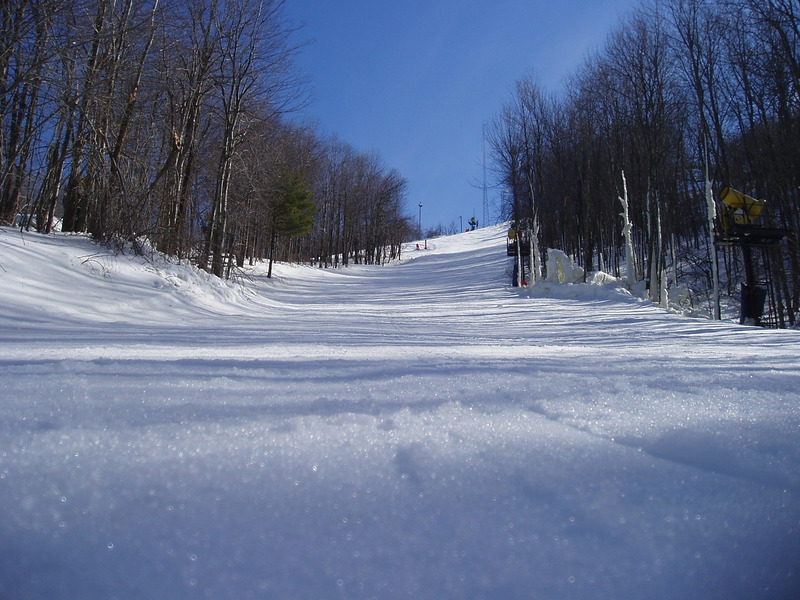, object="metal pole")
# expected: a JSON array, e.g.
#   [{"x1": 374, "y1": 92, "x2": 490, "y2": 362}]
[{"x1": 418, "y1": 203, "x2": 422, "y2": 238}]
